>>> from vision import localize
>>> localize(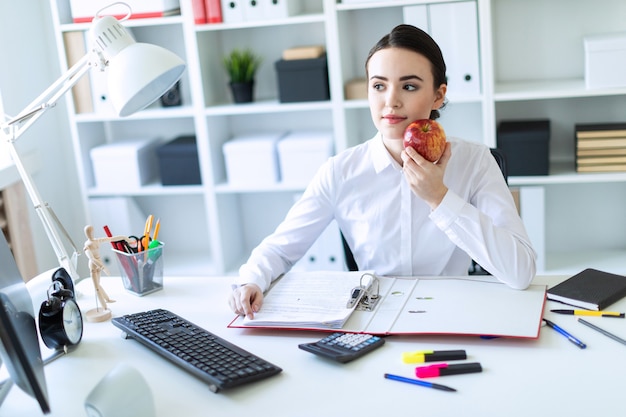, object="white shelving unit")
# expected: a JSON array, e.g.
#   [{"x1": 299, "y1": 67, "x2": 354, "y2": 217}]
[{"x1": 48, "y1": 0, "x2": 626, "y2": 277}]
